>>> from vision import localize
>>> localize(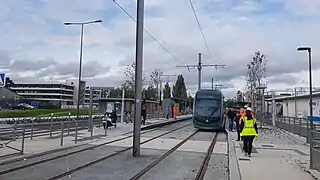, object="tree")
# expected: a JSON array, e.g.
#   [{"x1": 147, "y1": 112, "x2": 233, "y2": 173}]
[
  {"x1": 245, "y1": 51, "x2": 267, "y2": 112},
  {"x1": 163, "y1": 82, "x2": 171, "y2": 99},
  {"x1": 144, "y1": 85, "x2": 157, "y2": 100},
  {"x1": 5, "y1": 77, "x2": 14, "y2": 87},
  {"x1": 172, "y1": 74, "x2": 187, "y2": 100},
  {"x1": 123, "y1": 62, "x2": 145, "y2": 89},
  {"x1": 149, "y1": 69, "x2": 160, "y2": 88},
  {"x1": 235, "y1": 90, "x2": 244, "y2": 102},
  {"x1": 108, "y1": 88, "x2": 122, "y2": 98},
  {"x1": 186, "y1": 95, "x2": 194, "y2": 108},
  {"x1": 224, "y1": 98, "x2": 236, "y2": 108}
]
